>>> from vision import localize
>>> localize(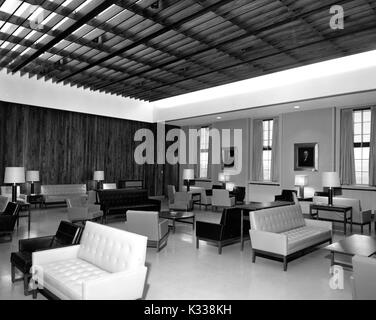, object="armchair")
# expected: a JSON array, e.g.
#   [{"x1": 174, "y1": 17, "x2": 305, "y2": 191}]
[
  {"x1": 196, "y1": 207, "x2": 249, "y2": 254},
  {"x1": 231, "y1": 186, "x2": 246, "y2": 205},
  {"x1": 0, "y1": 202, "x2": 21, "y2": 241},
  {"x1": 10, "y1": 221, "x2": 82, "y2": 295},
  {"x1": 351, "y1": 255, "x2": 376, "y2": 300},
  {"x1": 0, "y1": 195, "x2": 9, "y2": 212},
  {"x1": 124, "y1": 210, "x2": 169, "y2": 251},
  {"x1": 169, "y1": 191, "x2": 193, "y2": 211},
  {"x1": 274, "y1": 189, "x2": 298, "y2": 203},
  {"x1": 211, "y1": 189, "x2": 235, "y2": 211},
  {"x1": 31, "y1": 221, "x2": 148, "y2": 300},
  {"x1": 66, "y1": 197, "x2": 103, "y2": 224},
  {"x1": 167, "y1": 185, "x2": 176, "y2": 204}
]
